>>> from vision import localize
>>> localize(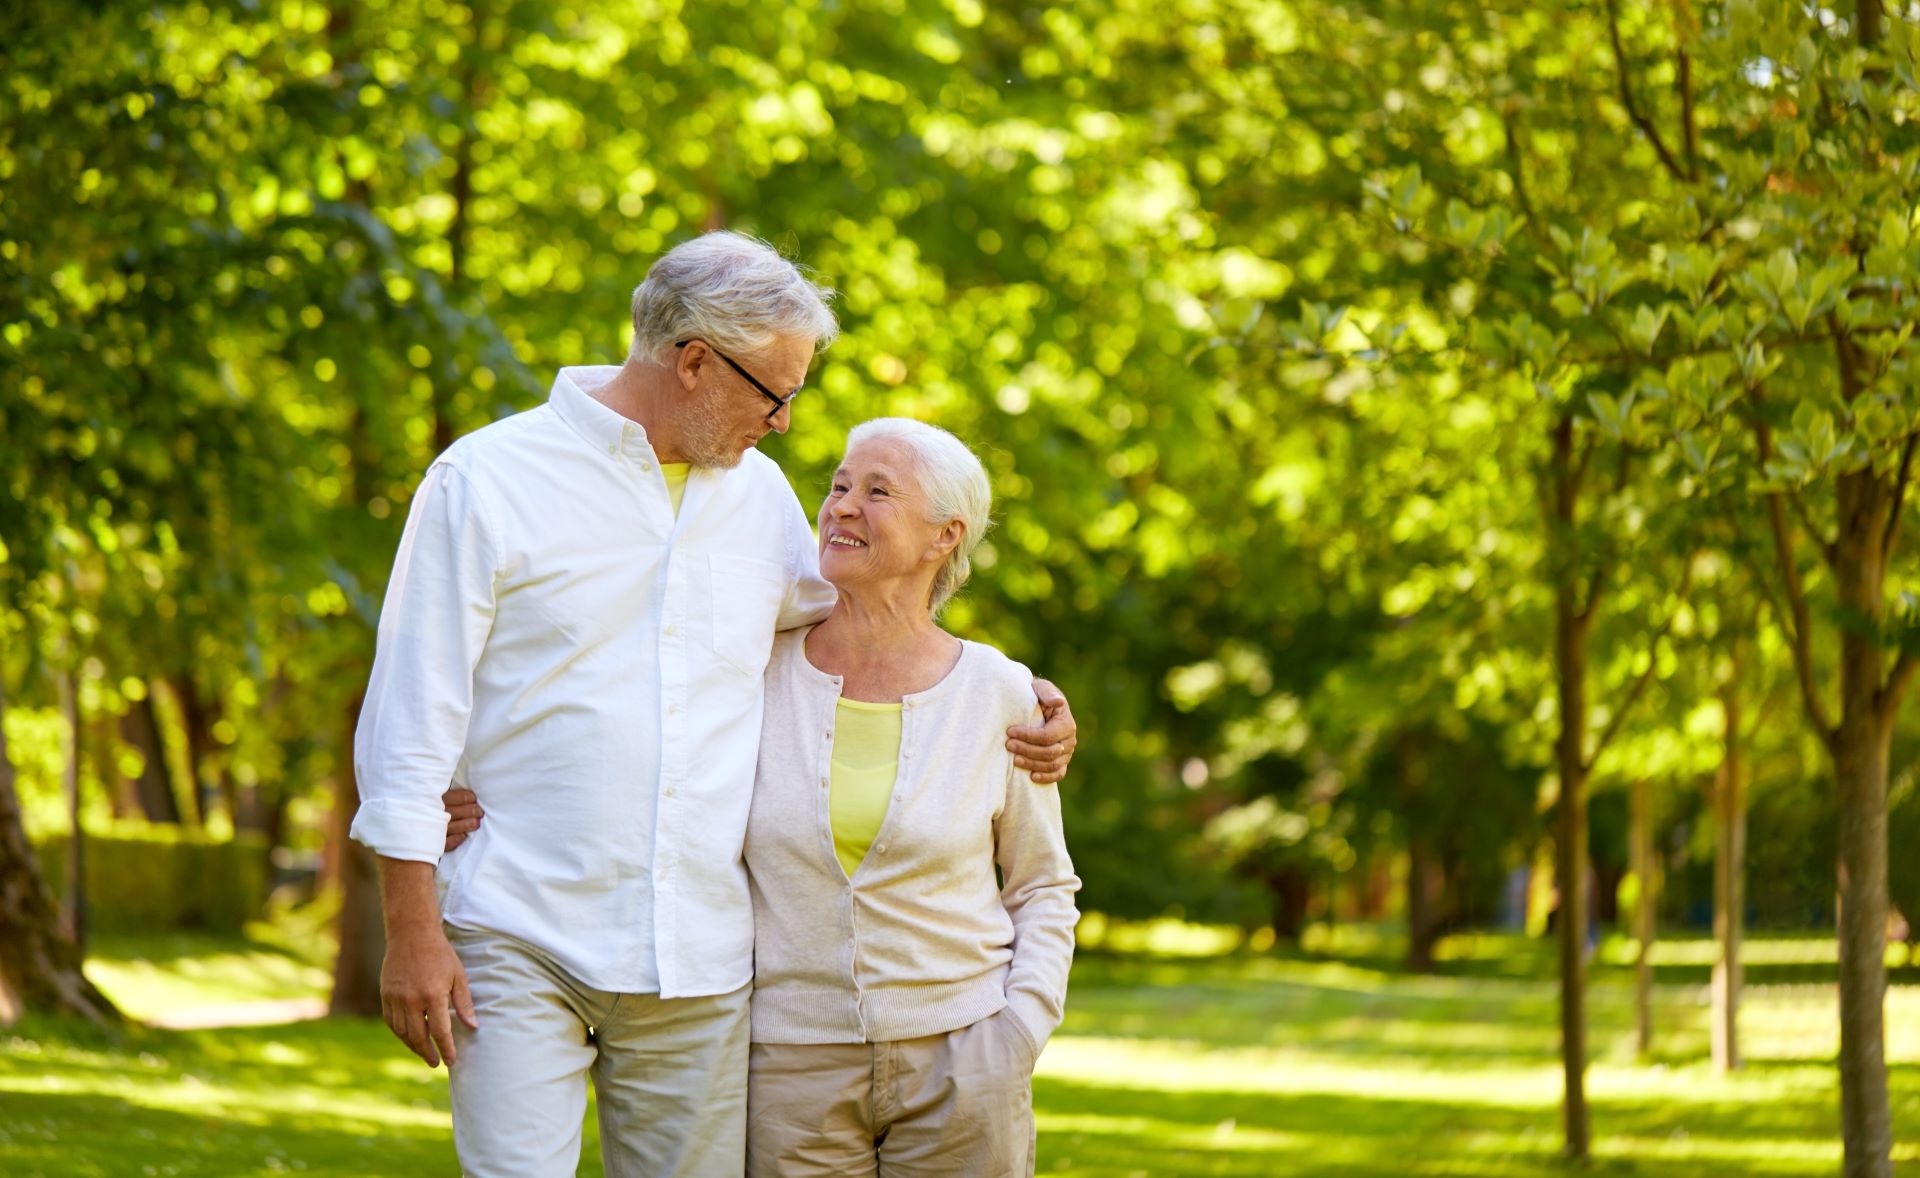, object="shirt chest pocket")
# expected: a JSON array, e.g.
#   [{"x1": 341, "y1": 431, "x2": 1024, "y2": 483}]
[{"x1": 707, "y1": 553, "x2": 785, "y2": 676}]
